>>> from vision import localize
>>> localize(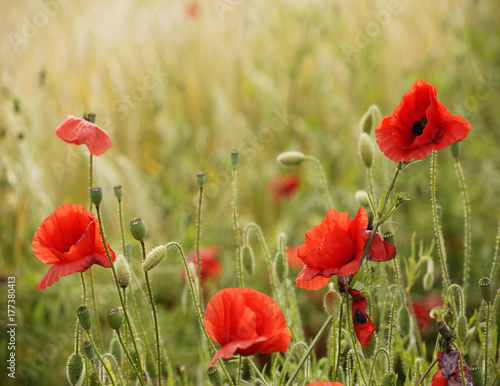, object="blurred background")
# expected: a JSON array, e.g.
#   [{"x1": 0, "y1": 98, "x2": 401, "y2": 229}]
[{"x1": 1, "y1": 0, "x2": 499, "y2": 384}]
